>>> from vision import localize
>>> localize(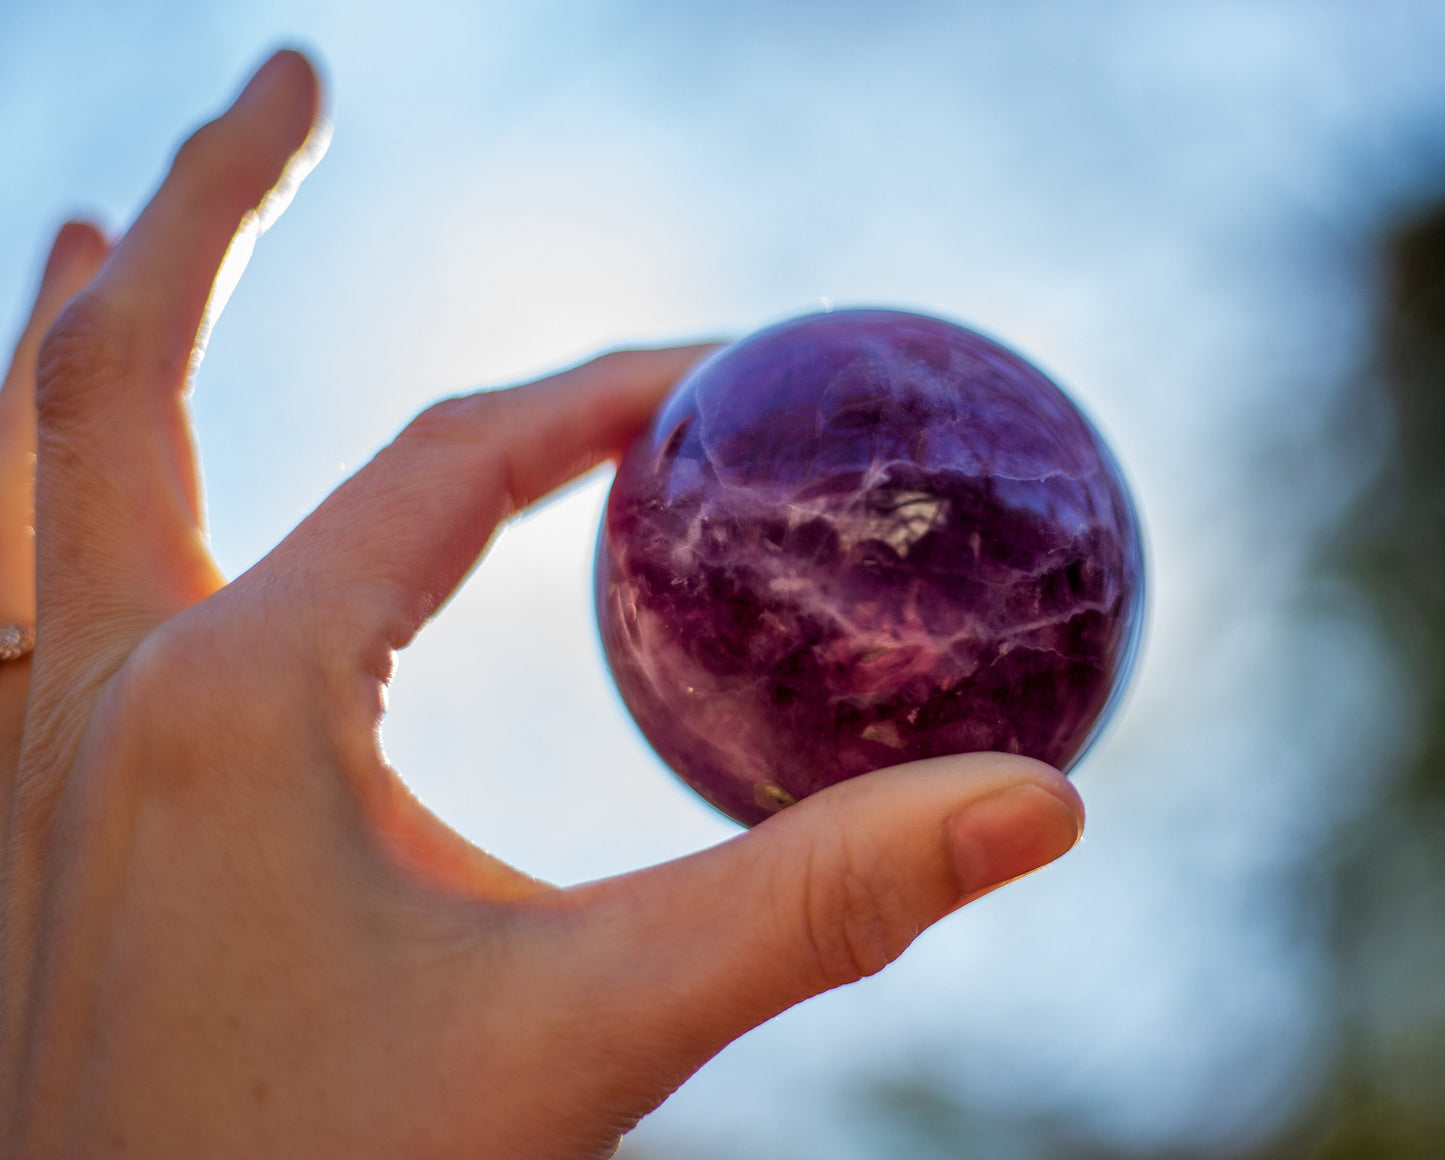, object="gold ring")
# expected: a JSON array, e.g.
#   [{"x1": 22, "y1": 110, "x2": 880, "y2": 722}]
[{"x1": 0, "y1": 622, "x2": 35, "y2": 662}]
